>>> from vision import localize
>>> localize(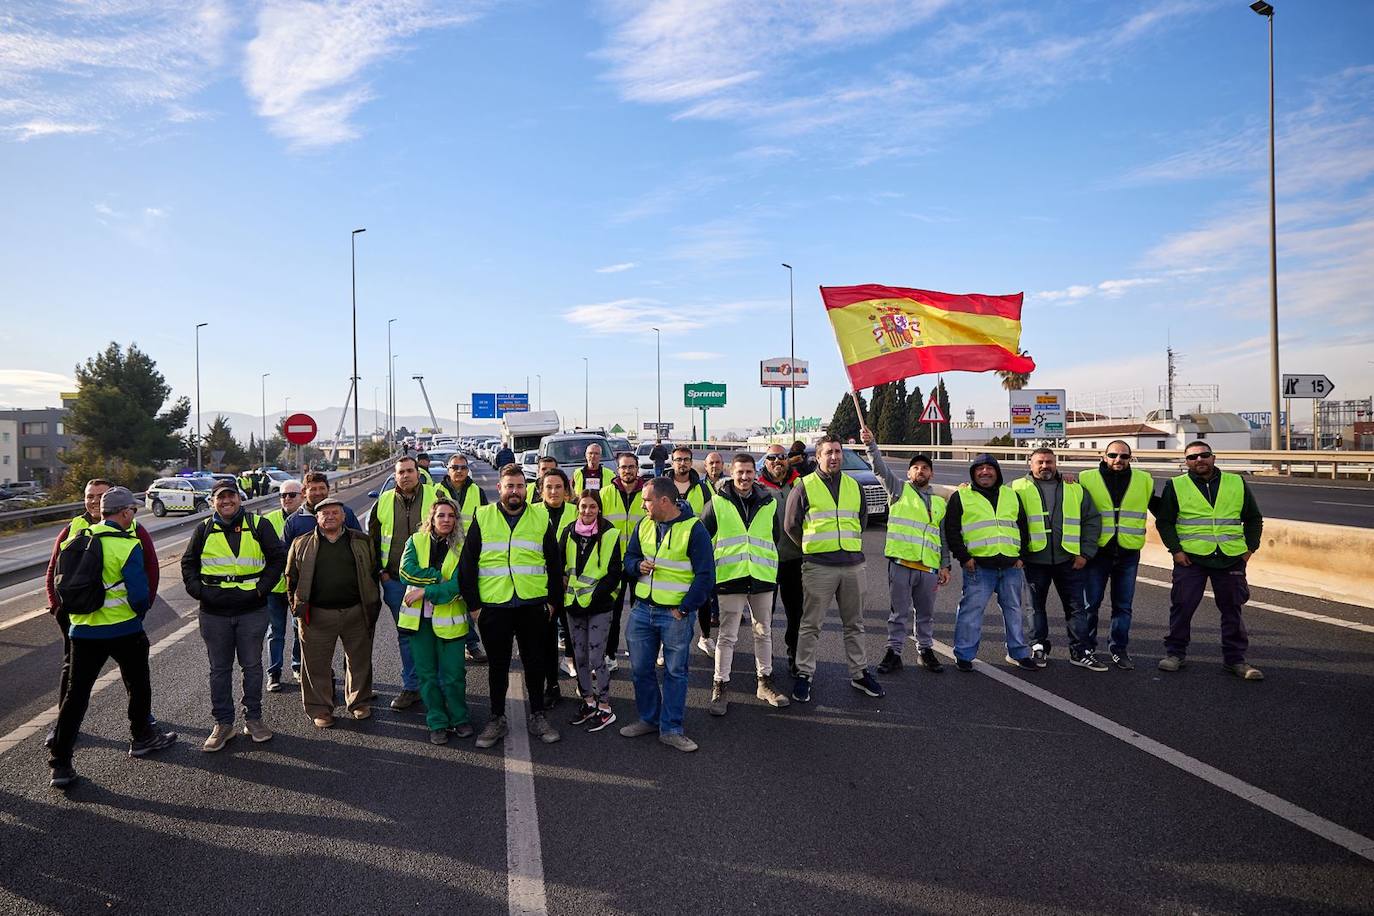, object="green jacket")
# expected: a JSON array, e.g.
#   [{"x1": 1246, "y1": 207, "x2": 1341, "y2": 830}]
[{"x1": 399, "y1": 533, "x2": 464, "y2": 607}]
